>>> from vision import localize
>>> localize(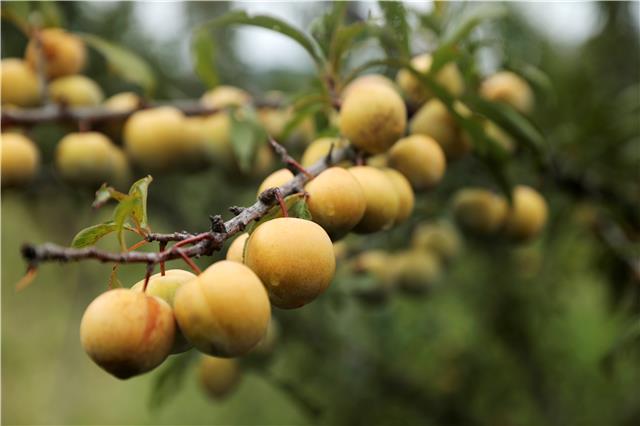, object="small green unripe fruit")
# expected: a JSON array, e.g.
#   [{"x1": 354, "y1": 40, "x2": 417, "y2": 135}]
[
  {"x1": 409, "y1": 99, "x2": 471, "y2": 159},
  {"x1": 411, "y1": 221, "x2": 461, "y2": 262},
  {"x1": 80, "y1": 288, "x2": 175, "y2": 379},
  {"x1": 55, "y1": 132, "x2": 129, "y2": 187},
  {"x1": 174, "y1": 261, "x2": 270, "y2": 357},
  {"x1": 257, "y1": 168, "x2": 294, "y2": 196},
  {"x1": 301, "y1": 137, "x2": 349, "y2": 168},
  {"x1": 226, "y1": 233, "x2": 249, "y2": 263},
  {"x1": 393, "y1": 250, "x2": 441, "y2": 294},
  {"x1": 201, "y1": 85, "x2": 251, "y2": 109},
  {"x1": 1, "y1": 132, "x2": 40, "y2": 187},
  {"x1": 339, "y1": 82, "x2": 406, "y2": 154},
  {"x1": 348, "y1": 166, "x2": 399, "y2": 233},
  {"x1": 305, "y1": 167, "x2": 366, "y2": 239},
  {"x1": 199, "y1": 356, "x2": 241, "y2": 400},
  {"x1": 396, "y1": 54, "x2": 464, "y2": 107},
  {"x1": 504, "y1": 186, "x2": 548, "y2": 241},
  {"x1": 1, "y1": 58, "x2": 41, "y2": 107},
  {"x1": 131, "y1": 269, "x2": 196, "y2": 353},
  {"x1": 388, "y1": 135, "x2": 446, "y2": 190},
  {"x1": 25, "y1": 28, "x2": 86, "y2": 78},
  {"x1": 452, "y1": 188, "x2": 508, "y2": 235},
  {"x1": 480, "y1": 71, "x2": 534, "y2": 115},
  {"x1": 383, "y1": 168, "x2": 415, "y2": 225},
  {"x1": 245, "y1": 218, "x2": 335, "y2": 309},
  {"x1": 48, "y1": 75, "x2": 104, "y2": 106}
]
